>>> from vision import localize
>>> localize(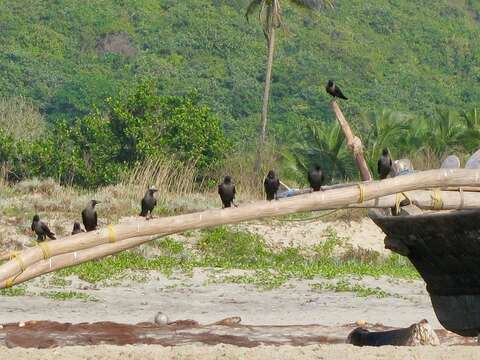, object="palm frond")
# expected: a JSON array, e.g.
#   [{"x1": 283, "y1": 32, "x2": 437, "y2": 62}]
[{"x1": 245, "y1": 0, "x2": 263, "y2": 22}]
